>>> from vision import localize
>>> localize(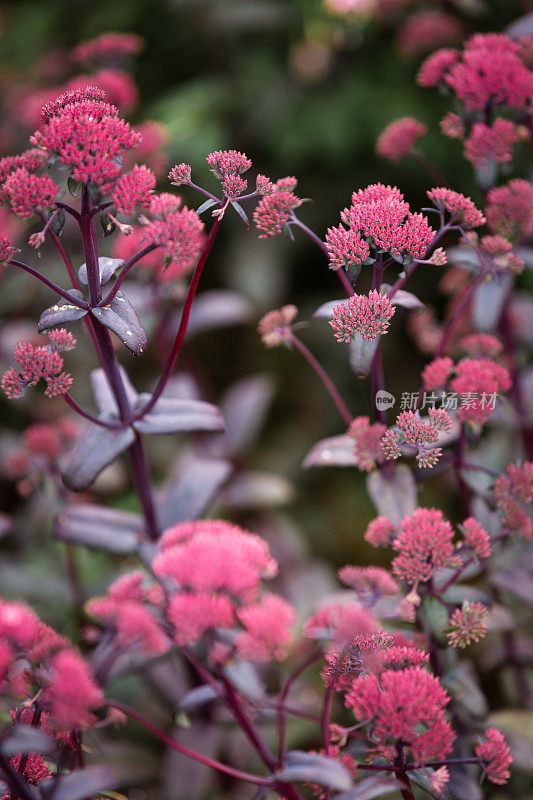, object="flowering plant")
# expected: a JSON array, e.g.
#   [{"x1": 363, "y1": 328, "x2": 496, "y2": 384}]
[{"x1": 0, "y1": 12, "x2": 531, "y2": 800}]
